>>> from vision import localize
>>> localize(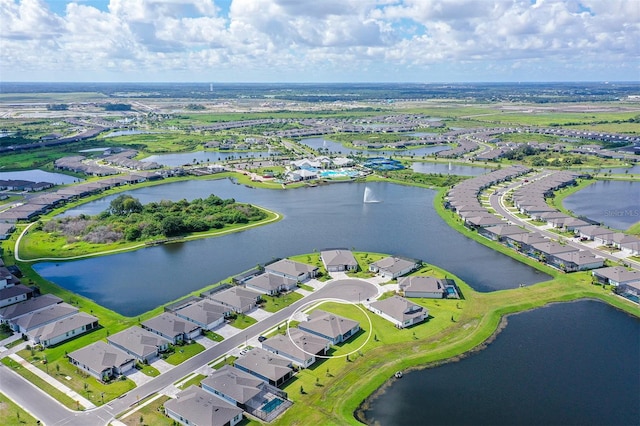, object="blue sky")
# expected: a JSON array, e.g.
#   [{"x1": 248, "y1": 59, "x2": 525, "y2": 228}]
[{"x1": 1, "y1": 0, "x2": 638, "y2": 82}]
